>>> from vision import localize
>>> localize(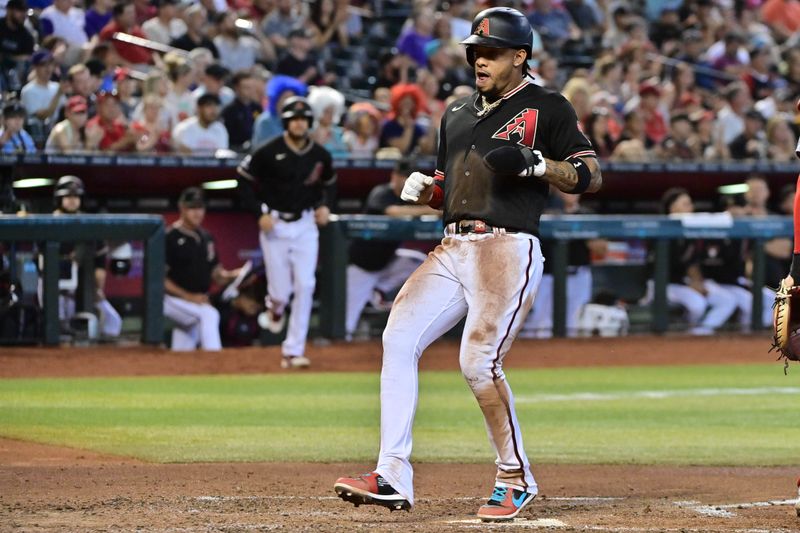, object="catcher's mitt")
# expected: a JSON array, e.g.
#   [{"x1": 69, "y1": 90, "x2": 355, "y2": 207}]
[{"x1": 771, "y1": 277, "x2": 800, "y2": 373}]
